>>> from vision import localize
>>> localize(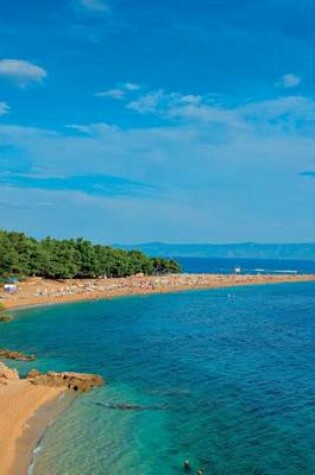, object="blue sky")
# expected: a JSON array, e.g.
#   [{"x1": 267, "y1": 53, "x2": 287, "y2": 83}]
[{"x1": 0, "y1": 0, "x2": 314, "y2": 243}]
